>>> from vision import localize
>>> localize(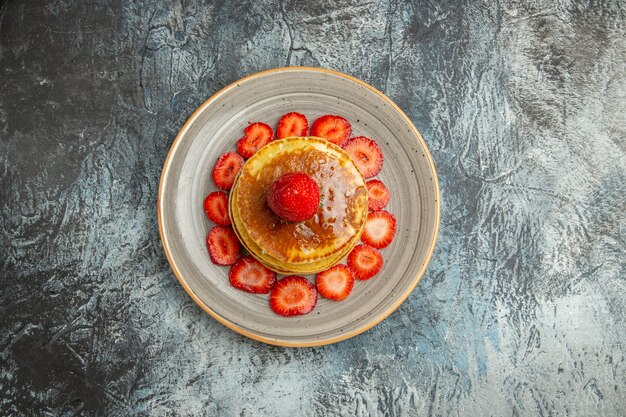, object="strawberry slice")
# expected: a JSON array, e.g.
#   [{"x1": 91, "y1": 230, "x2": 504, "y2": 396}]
[
  {"x1": 212, "y1": 152, "x2": 244, "y2": 190},
  {"x1": 348, "y1": 244, "x2": 383, "y2": 280},
  {"x1": 203, "y1": 191, "x2": 231, "y2": 226},
  {"x1": 343, "y1": 136, "x2": 384, "y2": 178},
  {"x1": 361, "y1": 210, "x2": 396, "y2": 249},
  {"x1": 316, "y1": 264, "x2": 355, "y2": 301},
  {"x1": 229, "y1": 256, "x2": 277, "y2": 294},
  {"x1": 310, "y1": 115, "x2": 352, "y2": 146},
  {"x1": 277, "y1": 112, "x2": 309, "y2": 139},
  {"x1": 269, "y1": 276, "x2": 318, "y2": 316},
  {"x1": 366, "y1": 179, "x2": 390, "y2": 211},
  {"x1": 237, "y1": 122, "x2": 274, "y2": 158},
  {"x1": 206, "y1": 226, "x2": 240, "y2": 265}
]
